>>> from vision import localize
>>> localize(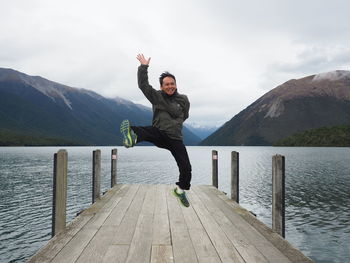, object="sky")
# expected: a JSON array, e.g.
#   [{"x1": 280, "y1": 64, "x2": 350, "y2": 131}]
[{"x1": 1, "y1": 0, "x2": 350, "y2": 127}]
